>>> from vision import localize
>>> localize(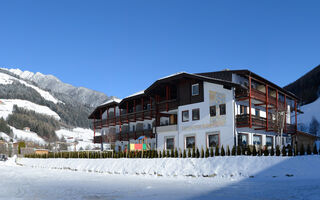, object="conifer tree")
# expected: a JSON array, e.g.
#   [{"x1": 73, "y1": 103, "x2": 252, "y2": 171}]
[
  {"x1": 236, "y1": 145, "x2": 241, "y2": 156},
  {"x1": 258, "y1": 148, "x2": 262, "y2": 156},
  {"x1": 307, "y1": 144, "x2": 312, "y2": 155},
  {"x1": 264, "y1": 148, "x2": 269, "y2": 156},
  {"x1": 188, "y1": 148, "x2": 191, "y2": 158},
  {"x1": 210, "y1": 147, "x2": 214, "y2": 157},
  {"x1": 313, "y1": 144, "x2": 318, "y2": 155},
  {"x1": 300, "y1": 144, "x2": 305, "y2": 156},
  {"x1": 192, "y1": 148, "x2": 196, "y2": 158},
  {"x1": 276, "y1": 145, "x2": 281, "y2": 156},
  {"x1": 227, "y1": 145, "x2": 231, "y2": 156},
  {"x1": 205, "y1": 148, "x2": 209, "y2": 158},
  {"x1": 155, "y1": 150, "x2": 158, "y2": 158},
  {"x1": 294, "y1": 145, "x2": 298, "y2": 156},
  {"x1": 282, "y1": 146, "x2": 287, "y2": 156},
  {"x1": 163, "y1": 149, "x2": 166, "y2": 158},
  {"x1": 221, "y1": 145, "x2": 225, "y2": 156},
  {"x1": 252, "y1": 146, "x2": 257, "y2": 156},
  {"x1": 231, "y1": 146, "x2": 236, "y2": 156},
  {"x1": 174, "y1": 148, "x2": 178, "y2": 158},
  {"x1": 183, "y1": 149, "x2": 187, "y2": 158},
  {"x1": 196, "y1": 148, "x2": 200, "y2": 158},
  {"x1": 215, "y1": 145, "x2": 220, "y2": 156},
  {"x1": 270, "y1": 146, "x2": 275, "y2": 156},
  {"x1": 201, "y1": 147, "x2": 204, "y2": 158},
  {"x1": 168, "y1": 150, "x2": 171, "y2": 158},
  {"x1": 241, "y1": 146, "x2": 246, "y2": 155},
  {"x1": 159, "y1": 150, "x2": 162, "y2": 158},
  {"x1": 288, "y1": 146, "x2": 293, "y2": 157},
  {"x1": 247, "y1": 146, "x2": 252, "y2": 156},
  {"x1": 179, "y1": 148, "x2": 182, "y2": 158}
]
